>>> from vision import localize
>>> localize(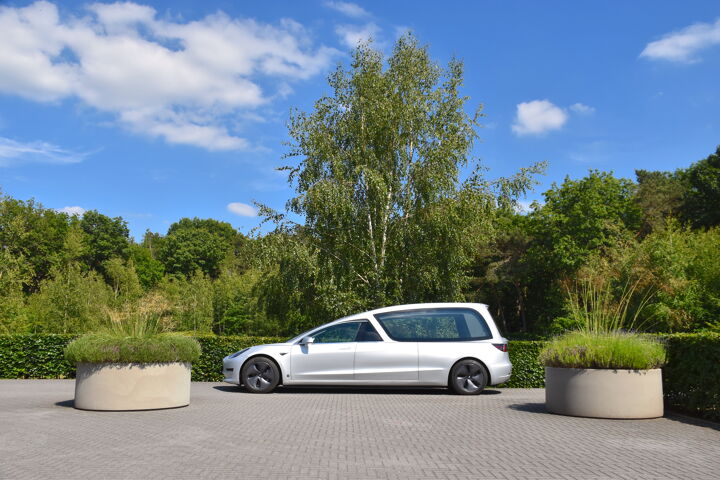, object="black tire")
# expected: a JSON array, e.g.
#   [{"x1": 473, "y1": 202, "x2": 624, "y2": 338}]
[
  {"x1": 449, "y1": 359, "x2": 488, "y2": 395},
  {"x1": 241, "y1": 356, "x2": 280, "y2": 394}
]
